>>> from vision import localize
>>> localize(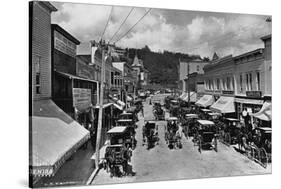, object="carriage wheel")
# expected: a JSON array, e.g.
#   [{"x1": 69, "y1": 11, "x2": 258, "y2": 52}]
[
  {"x1": 259, "y1": 147, "x2": 268, "y2": 168},
  {"x1": 214, "y1": 138, "x2": 218, "y2": 152},
  {"x1": 198, "y1": 137, "x2": 202, "y2": 153},
  {"x1": 225, "y1": 133, "x2": 231, "y2": 145}
]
